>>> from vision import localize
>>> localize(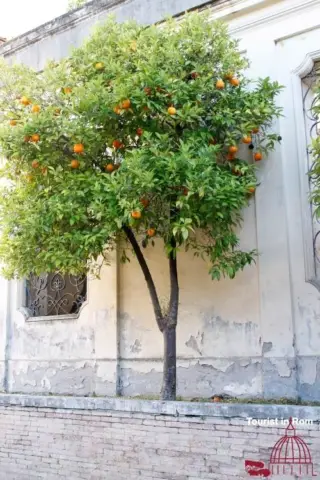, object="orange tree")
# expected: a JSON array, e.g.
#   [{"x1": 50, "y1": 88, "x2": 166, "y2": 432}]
[{"x1": 0, "y1": 13, "x2": 282, "y2": 400}]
